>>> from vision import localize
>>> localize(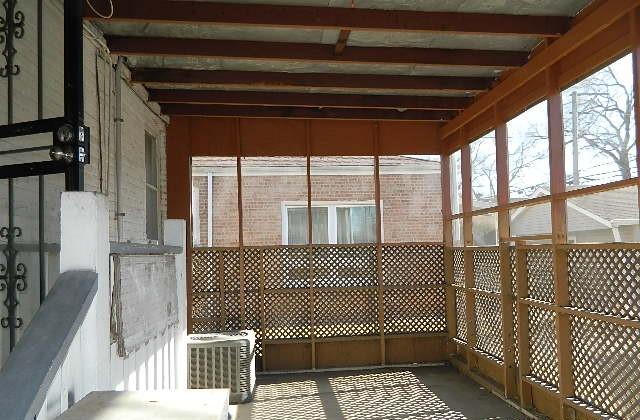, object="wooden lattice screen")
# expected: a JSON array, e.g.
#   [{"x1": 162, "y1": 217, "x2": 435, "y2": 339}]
[
  {"x1": 449, "y1": 243, "x2": 640, "y2": 420},
  {"x1": 191, "y1": 242, "x2": 447, "y2": 369}
]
